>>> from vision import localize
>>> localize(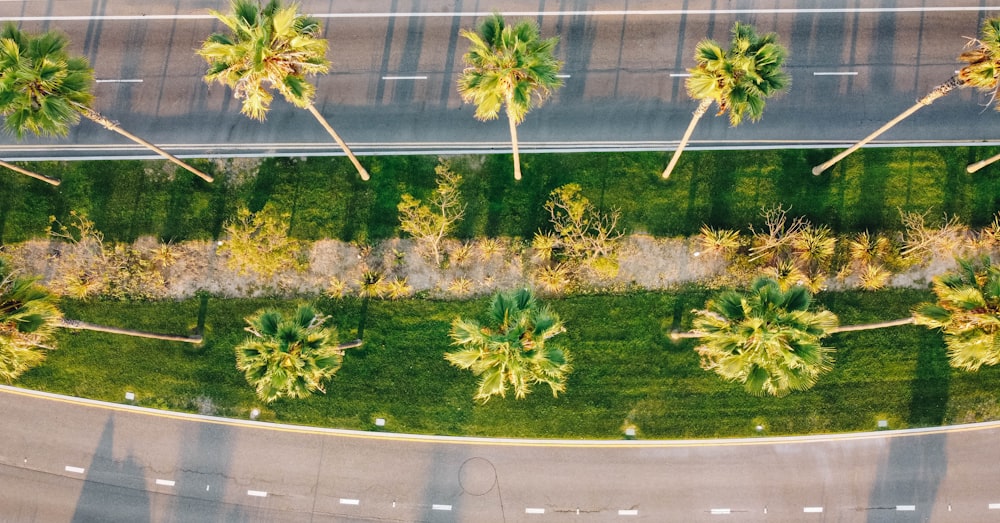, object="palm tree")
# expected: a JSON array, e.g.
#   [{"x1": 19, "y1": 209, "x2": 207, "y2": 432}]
[
  {"x1": 199, "y1": 0, "x2": 369, "y2": 181},
  {"x1": 0, "y1": 260, "x2": 200, "y2": 383},
  {"x1": 457, "y1": 13, "x2": 563, "y2": 181},
  {"x1": 446, "y1": 288, "x2": 571, "y2": 402},
  {"x1": 814, "y1": 17, "x2": 1000, "y2": 175},
  {"x1": 662, "y1": 22, "x2": 789, "y2": 179},
  {"x1": 913, "y1": 257, "x2": 1000, "y2": 371},
  {"x1": 235, "y1": 305, "x2": 360, "y2": 403},
  {"x1": 691, "y1": 277, "x2": 837, "y2": 397},
  {"x1": 0, "y1": 23, "x2": 213, "y2": 183}
]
